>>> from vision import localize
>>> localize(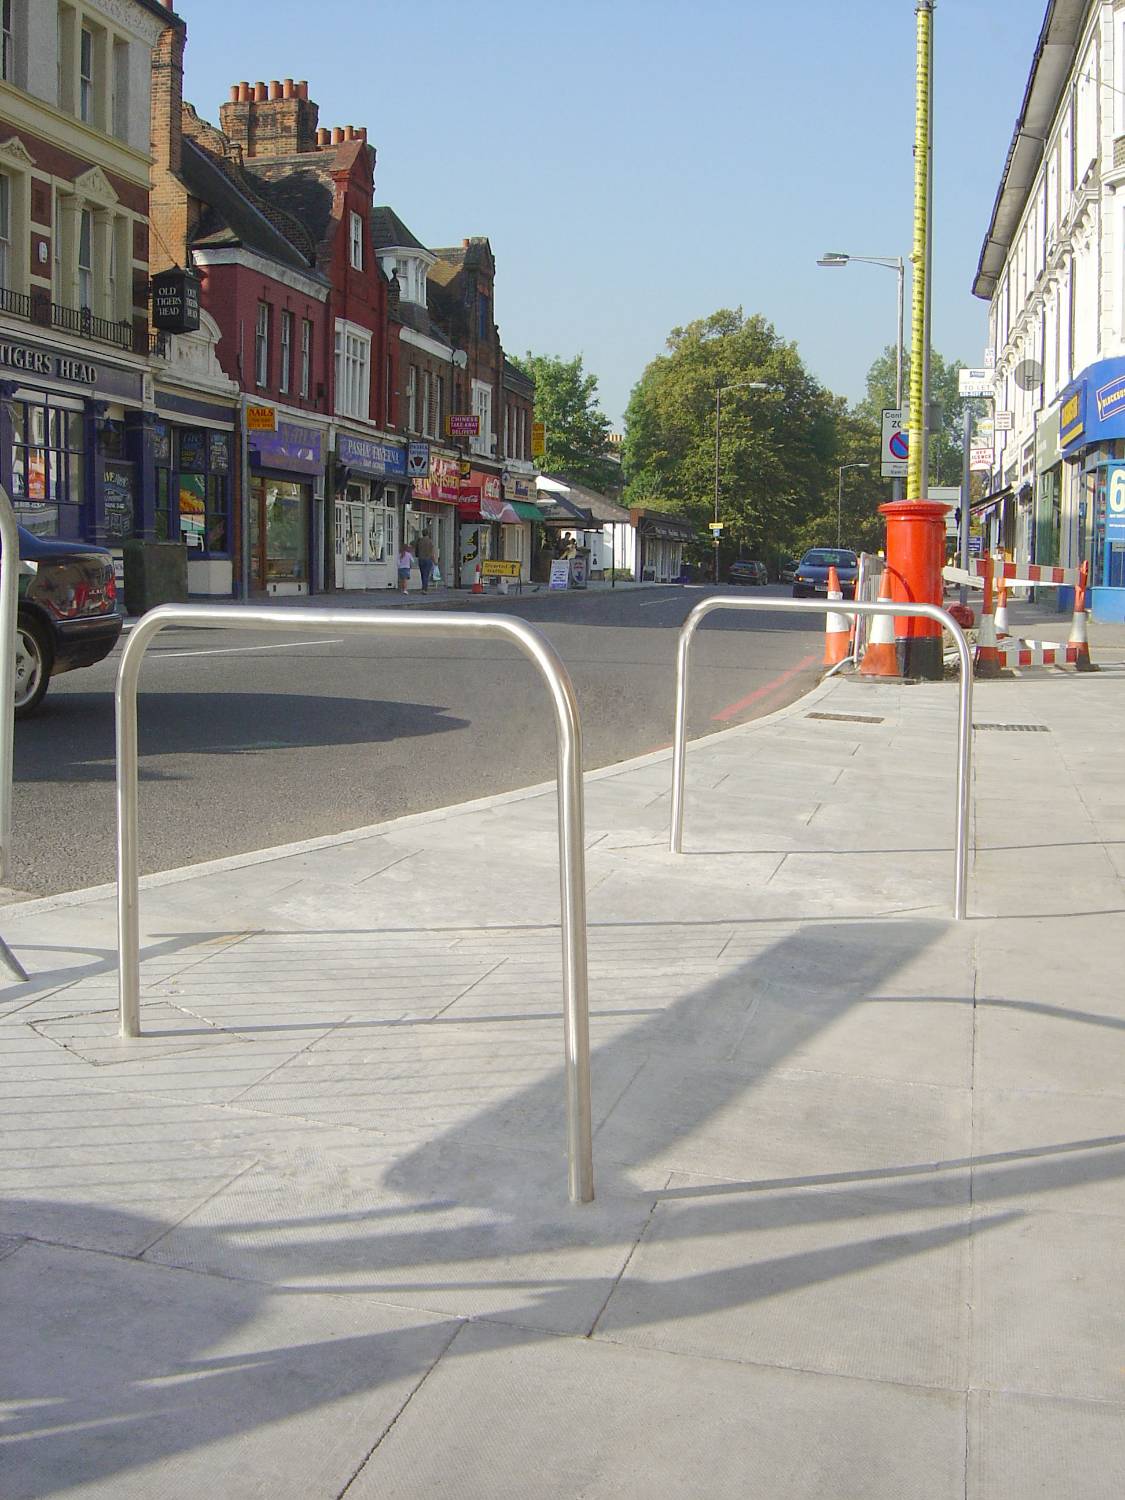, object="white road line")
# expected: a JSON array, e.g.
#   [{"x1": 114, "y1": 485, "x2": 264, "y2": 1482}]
[{"x1": 156, "y1": 638, "x2": 344, "y2": 660}]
